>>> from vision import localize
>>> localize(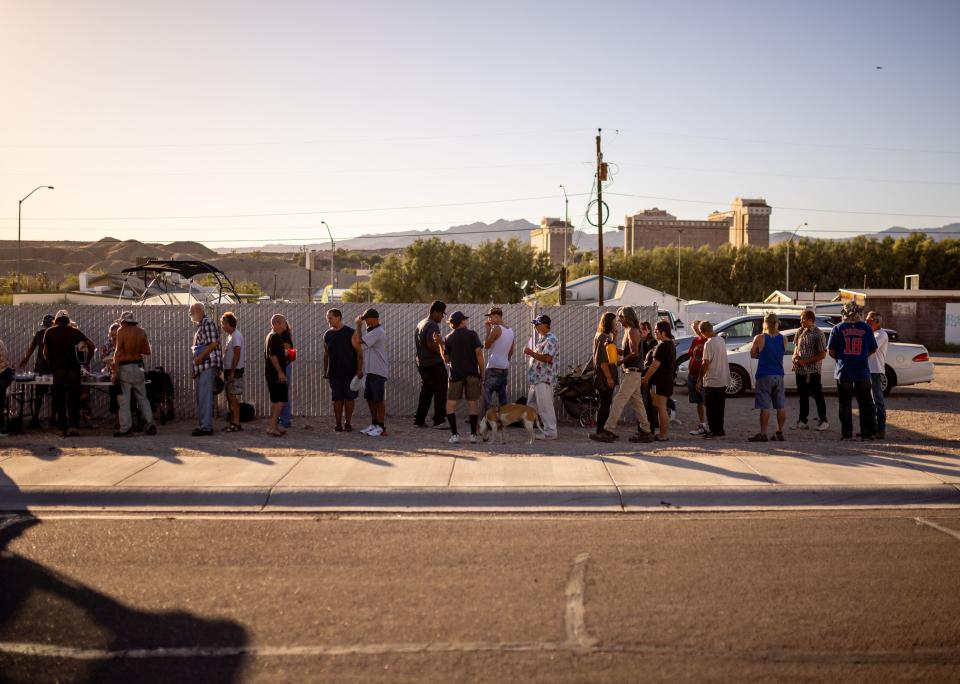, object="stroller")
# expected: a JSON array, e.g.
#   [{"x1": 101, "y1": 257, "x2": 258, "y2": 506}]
[
  {"x1": 145, "y1": 366, "x2": 176, "y2": 425},
  {"x1": 555, "y1": 362, "x2": 600, "y2": 428}
]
